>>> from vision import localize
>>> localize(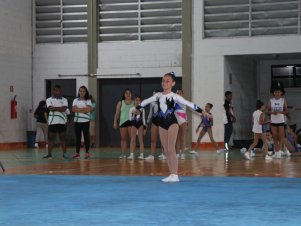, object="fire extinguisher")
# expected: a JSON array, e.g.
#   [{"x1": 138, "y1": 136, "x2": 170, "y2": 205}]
[{"x1": 11, "y1": 95, "x2": 17, "y2": 119}]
